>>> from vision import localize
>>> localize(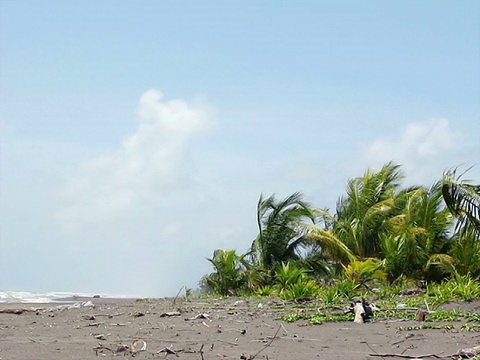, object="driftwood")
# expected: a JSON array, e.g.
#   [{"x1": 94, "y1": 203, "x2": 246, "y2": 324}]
[
  {"x1": 159, "y1": 311, "x2": 182, "y2": 317},
  {"x1": 93, "y1": 340, "x2": 147, "y2": 356},
  {"x1": 368, "y1": 345, "x2": 480, "y2": 359},
  {"x1": 157, "y1": 345, "x2": 178, "y2": 355},
  {"x1": 249, "y1": 324, "x2": 282, "y2": 359},
  {"x1": 368, "y1": 352, "x2": 445, "y2": 358},
  {"x1": 185, "y1": 313, "x2": 210, "y2": 321},
  {"x1": 86, "y1": 312, "x2": 125, "y2": 319},
  {"x1": 0, "y1": 308, "x2": 35, "y2": 315},
  {"x1": 457, "y1": 345, "x2": 480, "y2": 358}
]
